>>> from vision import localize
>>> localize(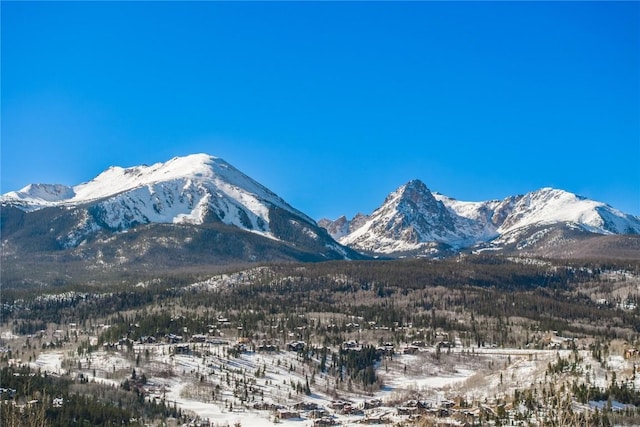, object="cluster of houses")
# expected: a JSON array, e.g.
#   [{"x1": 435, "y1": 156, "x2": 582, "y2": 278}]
[
  {"x1": 101, "y1": 332, "x2": 234, "y2": 353},
  {"x1": 231, "y1": 338, "x2": 308, "y2": 354},
  {"x1": 340, "y1": 339, "x2": 440, "y2": 357},
  {"x1": 248, "y1": 396, "x2": 490, "y2": 426},
  {"x1": 267, "y1": 399, "x2": 383, "y2": 425},
  {"x1": 0, "y1": 390, "x2": 64, "y2": 414}
]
